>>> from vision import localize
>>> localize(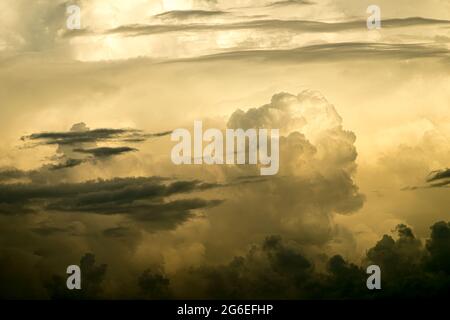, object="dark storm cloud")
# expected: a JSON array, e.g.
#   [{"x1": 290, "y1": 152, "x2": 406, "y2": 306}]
[
  {"x1": 103, "y1": 17, "x2": 450, "y2": 37},
  {"x1": 0, "y1": 160, "x2": 87, "y2": 184},
  {"x1": 19, "y1": 123, "x2": 172, "y2": 171},
  {"x1": 0, "y1": 176, "x2": 223, "y2": 228},
  {"x1": 48, "y1": 198, "x2": 223, "y2": 224},
  {"x1": 4, "y1": 217, "x2": 450, "y2": 299},
  {"x1": 60, "y1": 28, "x2": 92, "y2": 39},
  {"x1": 427, "y1": 168, "x2": 450, "y2": 183},
  {"x1": 0, "y1": 162, "x2": 87, "y2": 182},
  {"x1": 21, "y1": 128, "x2": 136, "y2": 146},
  {"x1": 0, "y1": 176, "x2": 220, "y2": 207},
  {"x1": 0, "y1": 168, "x2": 34, "y2": 182},
  {"x1": 74, "y1": 146, "x2": 138, "y2": 158},
  {"x1": 403, "y1": 168, "x2": 450, "y2": 190},
  {"x1": 0, "y1": 203, "x2": 35, "y2": 215},
  {"x1": 21, "y1": 127, "x2": 171, "y2": 146},
  {"x1": 0, "y1": 176, "x2": 159, "y2": 204},
  {"x1": 30, "y1": 221, "x2": 83, "y2": 237},
  {"x1": 121, "y1": 131, "x2": 173, "y2": 143}
]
